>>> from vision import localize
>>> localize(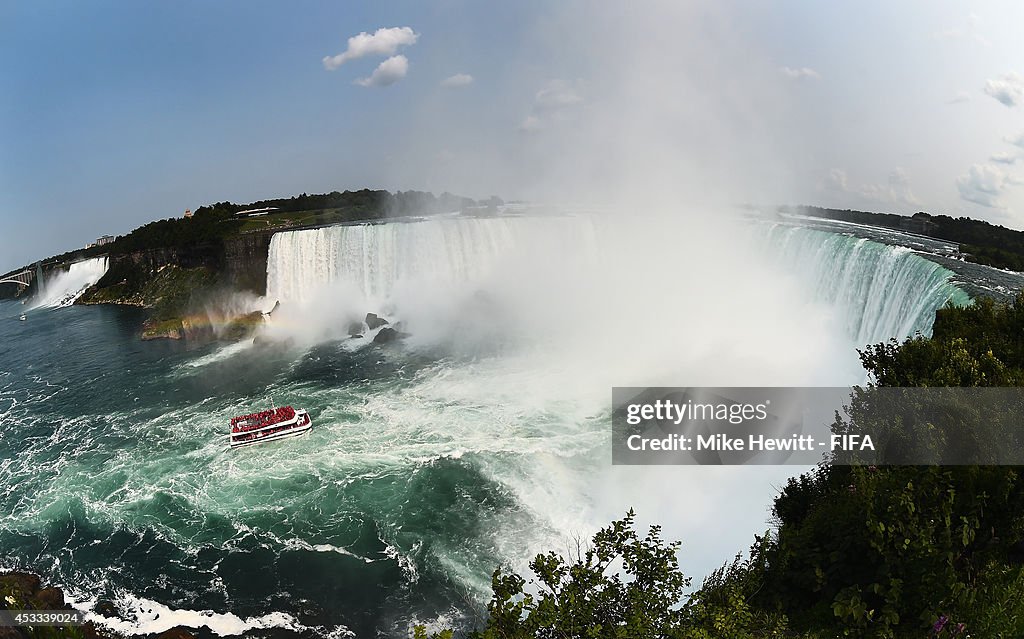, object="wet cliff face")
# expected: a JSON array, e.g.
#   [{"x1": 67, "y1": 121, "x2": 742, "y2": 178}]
[
  {"x1": 93, "y1": 244, "x2": 222, "y2": 294},
  {"x1": 223, "y1": 231, "x2": 274, "y2": 295},
  {"x1": 6, "y1": 230, "x2": 275, "y2": 306},
  {"x1": 88, "y1": 231, "x2": 274, "y2": 300}
]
